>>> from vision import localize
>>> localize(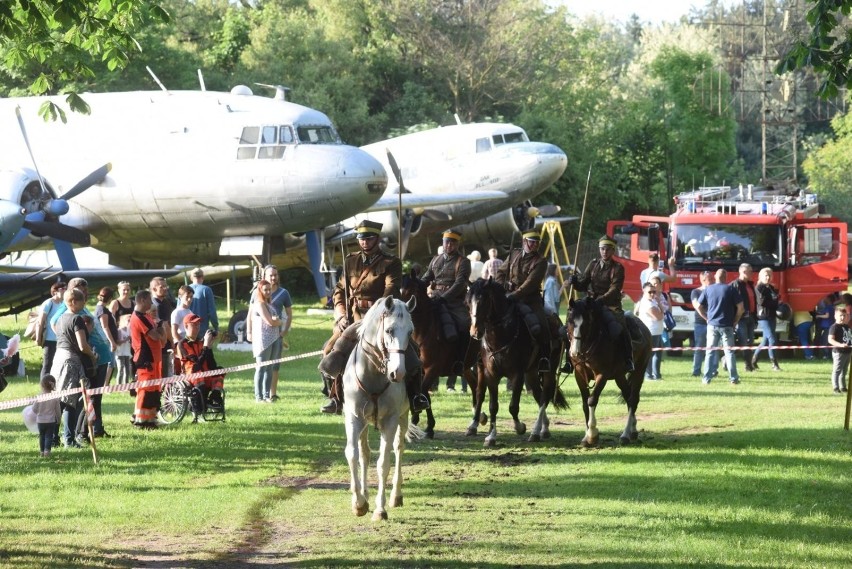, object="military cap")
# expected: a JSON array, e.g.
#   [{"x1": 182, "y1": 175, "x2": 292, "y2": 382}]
[
  {"x1": 355, "y1": 220, "x2": 383, "y2": 238},
  {"x1": 522, "y1": 230, "x2": 541, "y2": 241},
  {"x1": 442, "y1": 229, "x2": 462, "y2": 241},
  {"x1": 599, "y1": 235, "x2": 617, "y2": 248}
]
